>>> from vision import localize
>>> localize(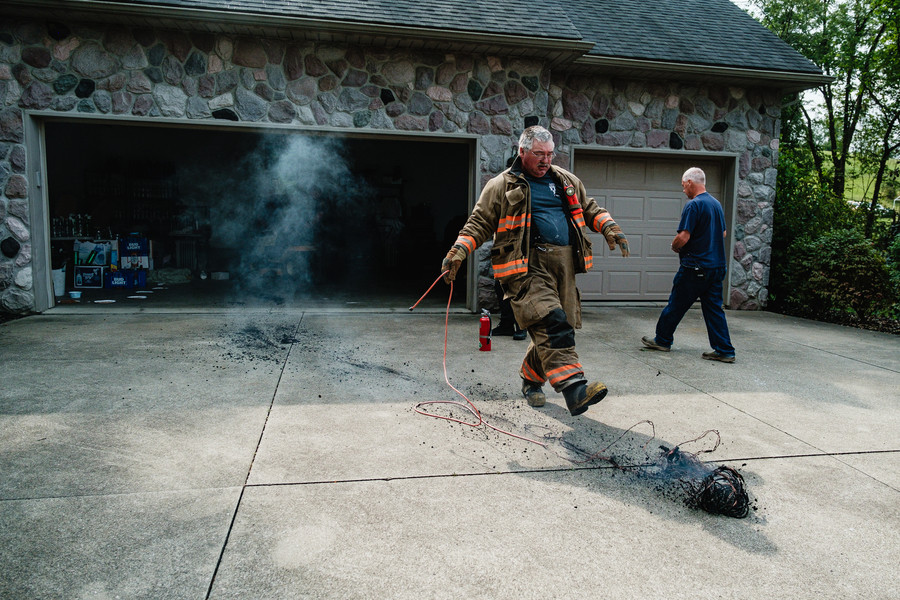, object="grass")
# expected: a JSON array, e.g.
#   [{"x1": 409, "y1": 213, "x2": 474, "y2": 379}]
[{"x1": 844, "y1": 155, "x2": 899, "y2": 211}]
